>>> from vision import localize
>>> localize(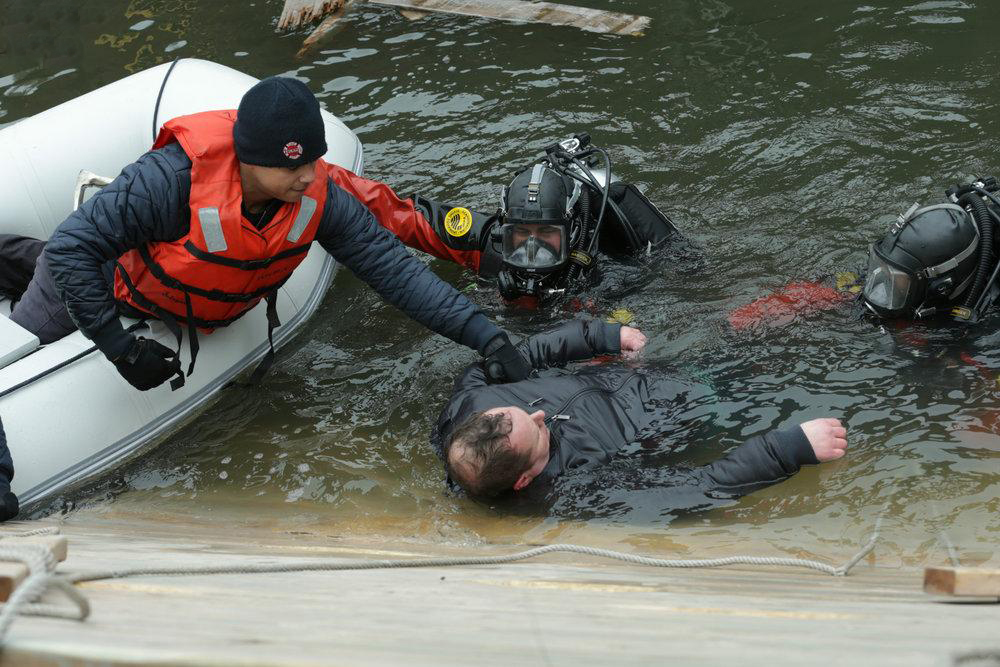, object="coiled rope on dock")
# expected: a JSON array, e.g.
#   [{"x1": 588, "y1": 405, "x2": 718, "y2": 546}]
[
  {"x1": 0, "y1": 520, "x2": 881, "y2": 643},
  {"x1": 0, "y1": 527, "x2": 89, "y2": 640}
]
